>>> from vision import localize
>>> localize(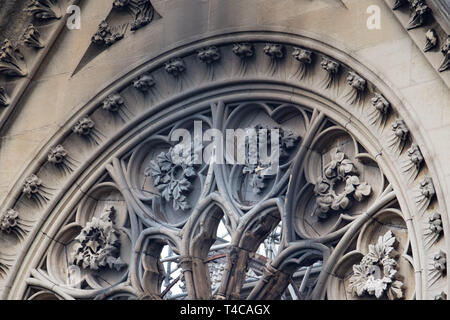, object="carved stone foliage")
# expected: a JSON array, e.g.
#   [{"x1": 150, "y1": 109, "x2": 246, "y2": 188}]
[
  {"x1": 24, "y1": 0, "x2": 62, "y2": 20},
  {"x1": 91, "y1": 21, "x2": 126, "y2": 47},
  {"x1": 0, "y1": 39, "x2": 27, "y2": 77},
  {"x1": 314, "y1": 150, "x2": 372, "y2": 219},
  {"x1": 5, "y1": 37, "x2": 443, "y2": 301},
  {"x1": 21, "y1": 24, "x2": 44, "y2": 49},
  {"x1": 439, "y1": 36, "x2": 450, "y2": 73},
  {"x1": 72, "y1": 206, "x2": 125, "y2": 271},
  {"x1": 349, "y1": 231, "x2": 403, "y2": 299},
  {"x1": 145, "y1": 146, "x2": 198, "y2": 211},
  {"x1": 424, "y1": 29, "x2": 437, "y2": 52},
  {"x1": 0, "y1": 87, "x2": 9, "y2": 108},
  {"x1": 407, "y1": 0, "x2": 429, "y2": 30}
]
